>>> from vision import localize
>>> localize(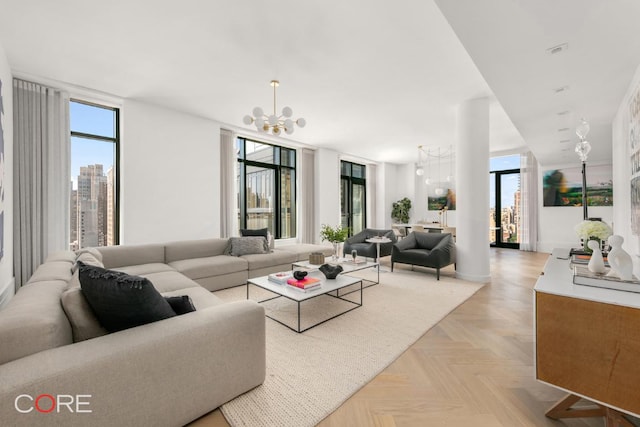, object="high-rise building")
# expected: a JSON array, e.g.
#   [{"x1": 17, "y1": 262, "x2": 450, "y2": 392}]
[
  {"x1": 75, "y1": 164, "x2": 108, "y2": 249},
  {"x1": 70, "y1": 182, "x2": 78, "y2": 251},
  {"x1": 107, "y1": 166, "x2": 114, "y2": 246}
]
